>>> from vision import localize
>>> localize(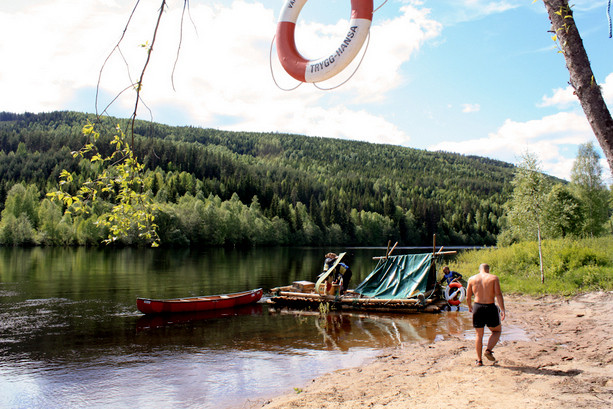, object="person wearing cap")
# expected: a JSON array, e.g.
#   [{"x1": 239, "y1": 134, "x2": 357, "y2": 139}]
[{"x1": 323, "y1": 253, "x2": 338, "y2": 272}]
